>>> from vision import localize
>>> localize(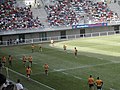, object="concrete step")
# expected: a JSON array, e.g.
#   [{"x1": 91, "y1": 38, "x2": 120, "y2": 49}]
[{"x1": 108, "y1": 3, "x2": 120, "y2": 17}]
